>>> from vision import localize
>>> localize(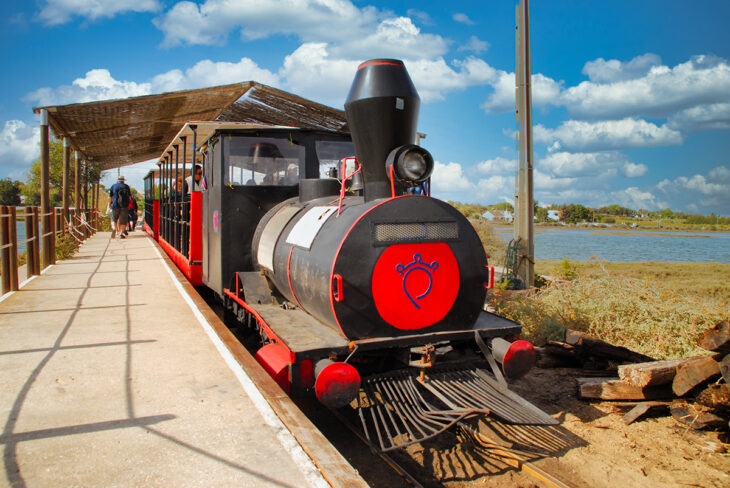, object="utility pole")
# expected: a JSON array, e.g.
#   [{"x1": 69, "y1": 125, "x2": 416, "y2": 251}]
[{"x1": 514, "y1": 0, "x2": 535, "y2": 288}]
